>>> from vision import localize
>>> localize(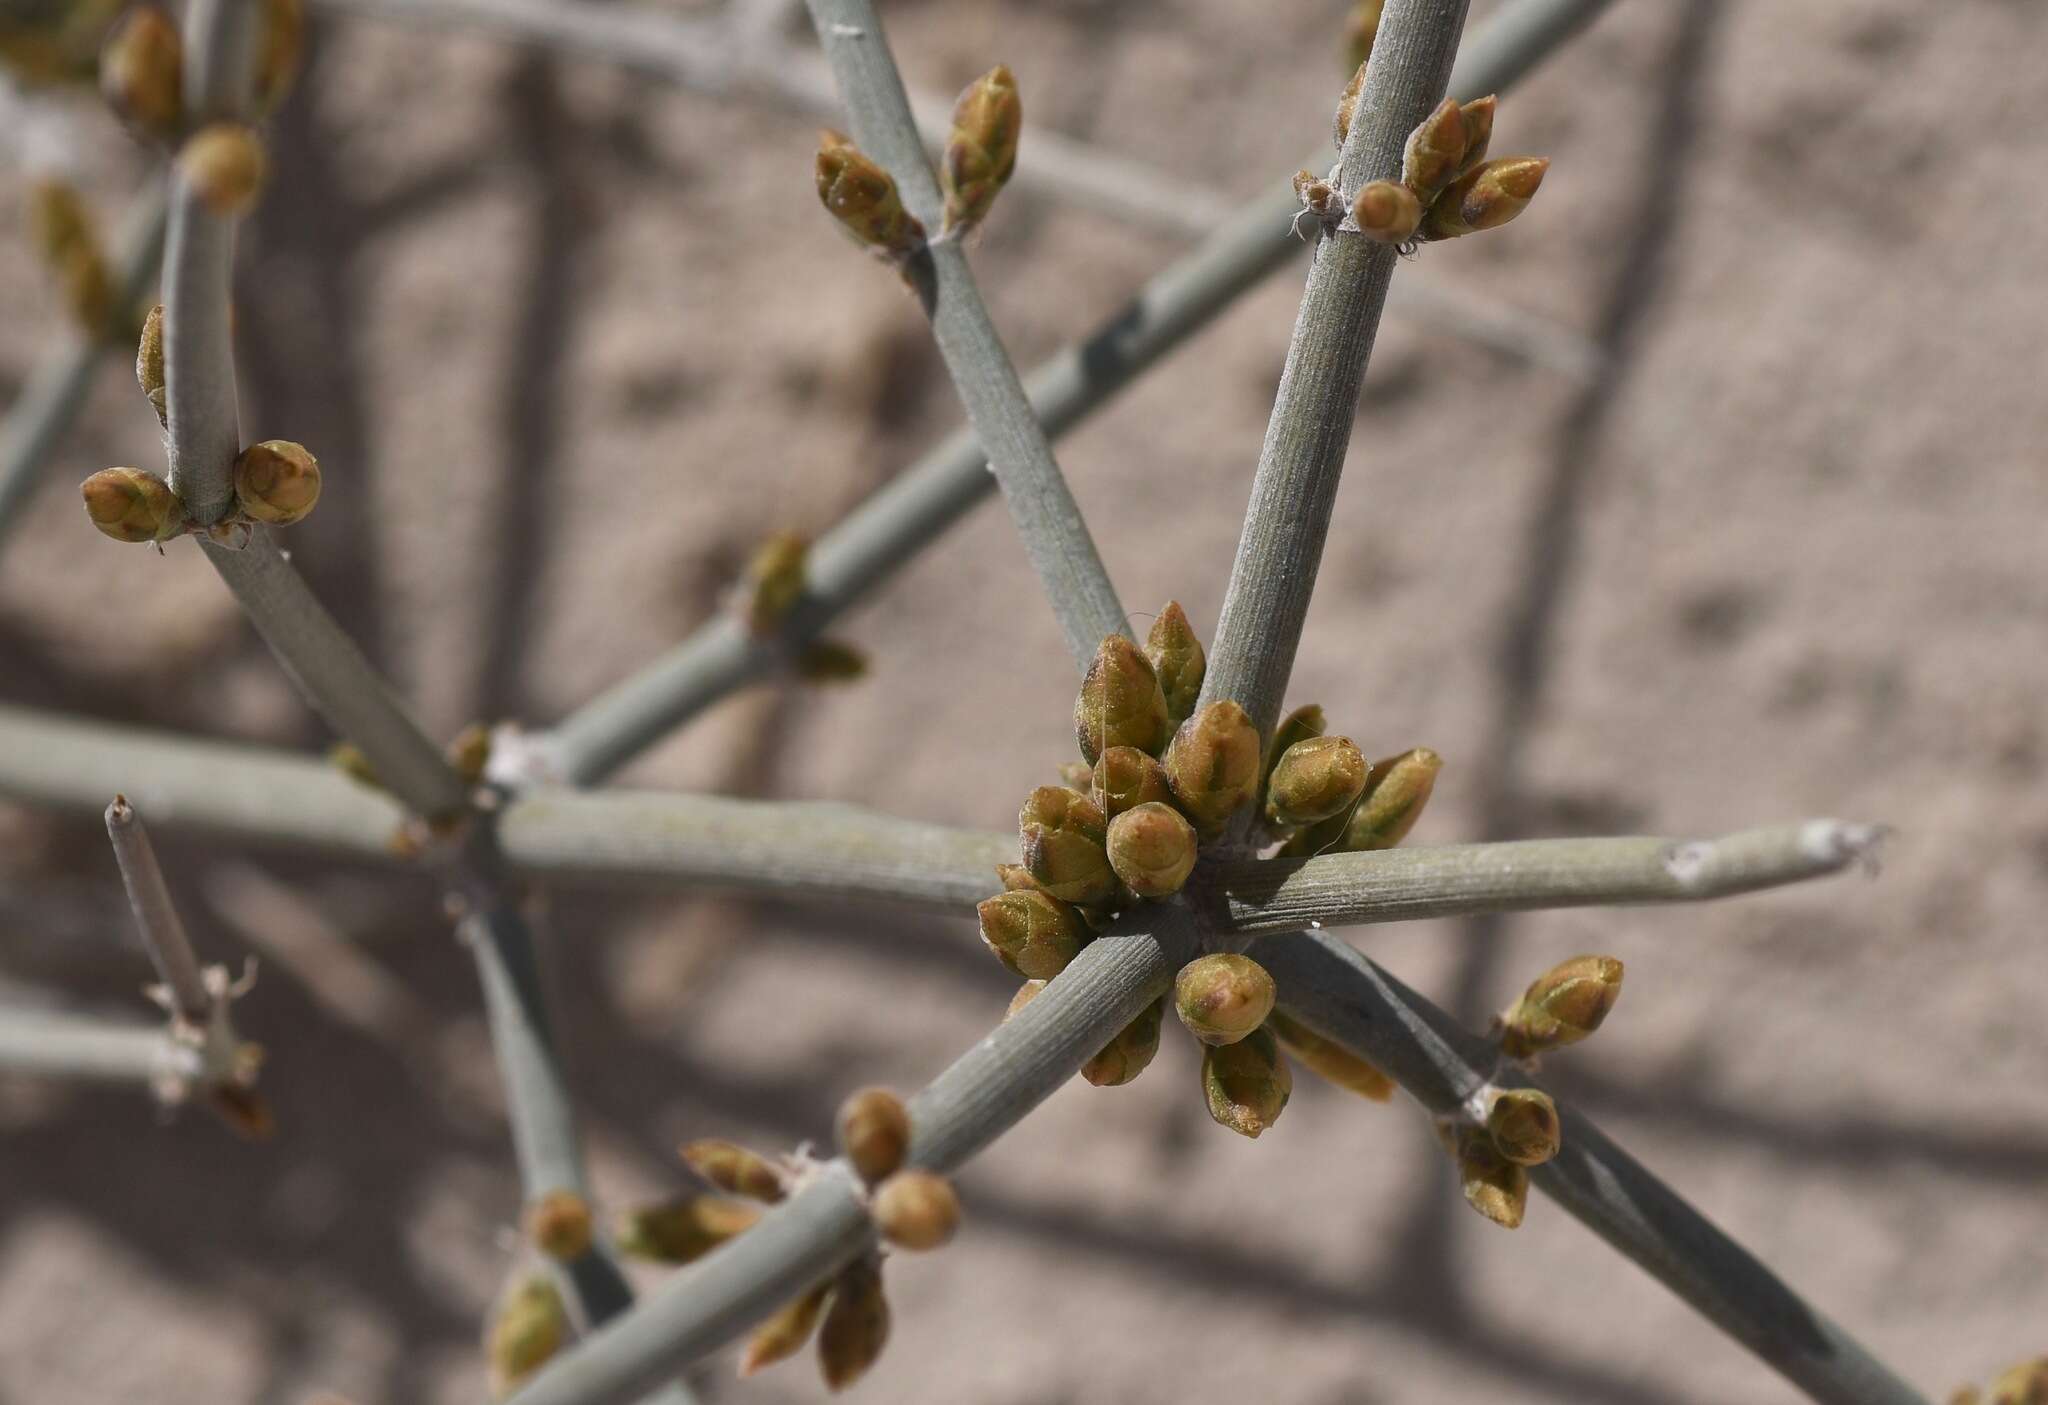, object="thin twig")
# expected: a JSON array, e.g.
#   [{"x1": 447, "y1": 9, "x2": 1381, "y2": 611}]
[
  {"x1": 105, "y1": 795, "x2": 212, "y2": 1022},
  {"x1": 0, "y1": 1006, "x2": 203, "y2": 1086}
]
